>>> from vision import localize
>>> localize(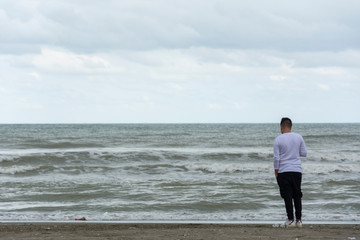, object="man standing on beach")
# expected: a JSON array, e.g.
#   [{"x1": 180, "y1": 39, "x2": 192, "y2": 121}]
[{"x1": 273, "y1": 117, "x2": 307, "y2": 228}]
